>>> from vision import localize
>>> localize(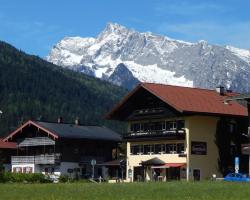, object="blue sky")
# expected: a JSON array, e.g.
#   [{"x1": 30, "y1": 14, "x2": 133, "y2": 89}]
[{"x1": 0, "y1": 0, "x2": 250, "y2": 57}]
